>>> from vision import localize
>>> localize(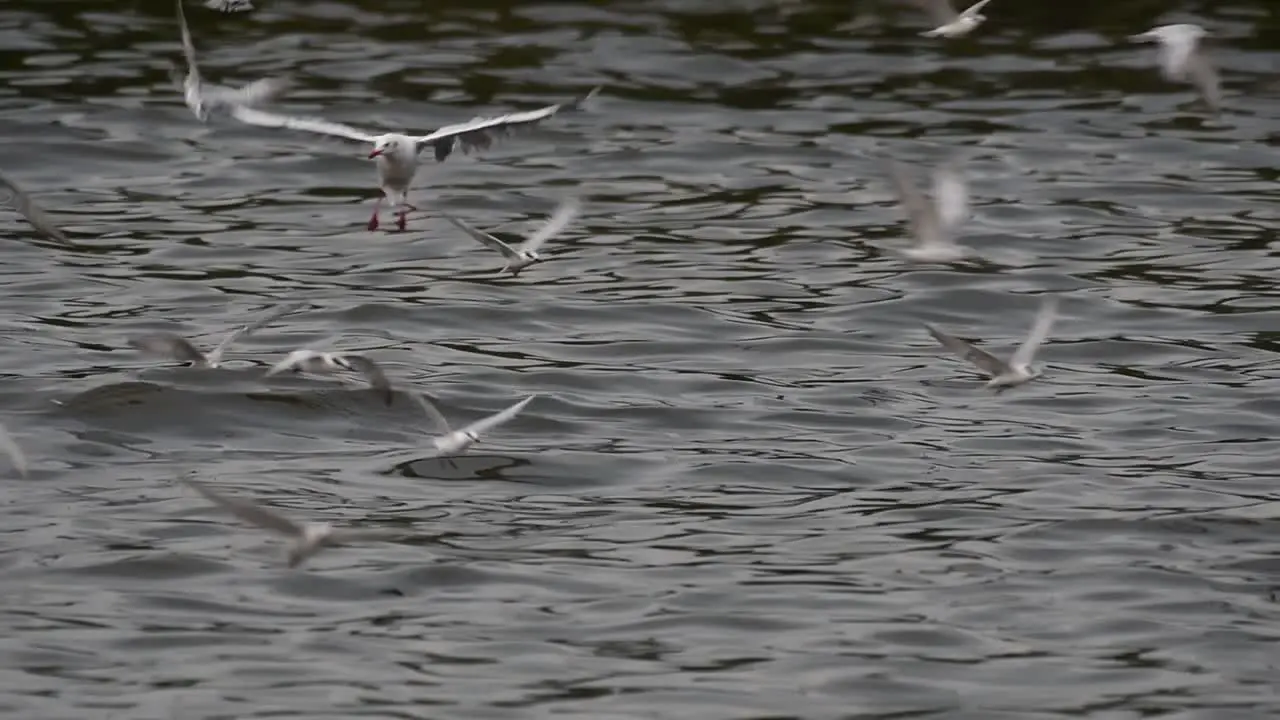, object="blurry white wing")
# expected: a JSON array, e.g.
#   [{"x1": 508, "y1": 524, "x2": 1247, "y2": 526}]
[
  {"x1": 442, "y1": 215, "x2": 519, "y2": 260},
  {"x1": 181, "y1": 479, "x2": 303, "y2": 537},
  {"x1": 1010, "y1": 296, "x2": 1059, "y2": 368},
  {"x1": 176, "y1": 0, "x2": 200, "y2": 80},
  {"x1": 1185, "y1": 51, "x2": 1222, "y2": 111},
  {"x1": 931, "y1": 163, "x2": 968, "y2": 233},
  {"x1": 203, "y1": 77, "x2": 290, "y2": 109},
  {"x1": 519, "y1": 198, "x2": 581, "y2": 254},
  {"x1": 0, "y1": 168, "x2": 71, "y2": 243},
  {"x1": 905, "y1": 0, "x2": 958, "y2": 25},
  {"x1": 412, "y1": 87, "x2": 599, "y2": 161},
  {"x1": 0, "y1": 423, "x2": 28, "y2": 478},
  {"x1": 207, "y1": 301, "x2": 306, "y2": 366},
  {"x1": 456, "y1": 395, "x2": 537, "y2": 438},
  {"x1": 925, "y1": 324, "x2": 1009, "y2": 378},
  {"x1": 957, "y1": 0, "x2": 992, "y2": 20},
  {"x1": 886, "y1": 160, "x2": 941, "y2": 247},
  {"x1": 265, "y1": 349, "x2": 316, "y2": 376},
  {"x1": 230, "y1": 106, "x2": 378, "y2": 143},
  {"x1": 411, "y1": 393, "x2": 454, "y2": 435}
]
